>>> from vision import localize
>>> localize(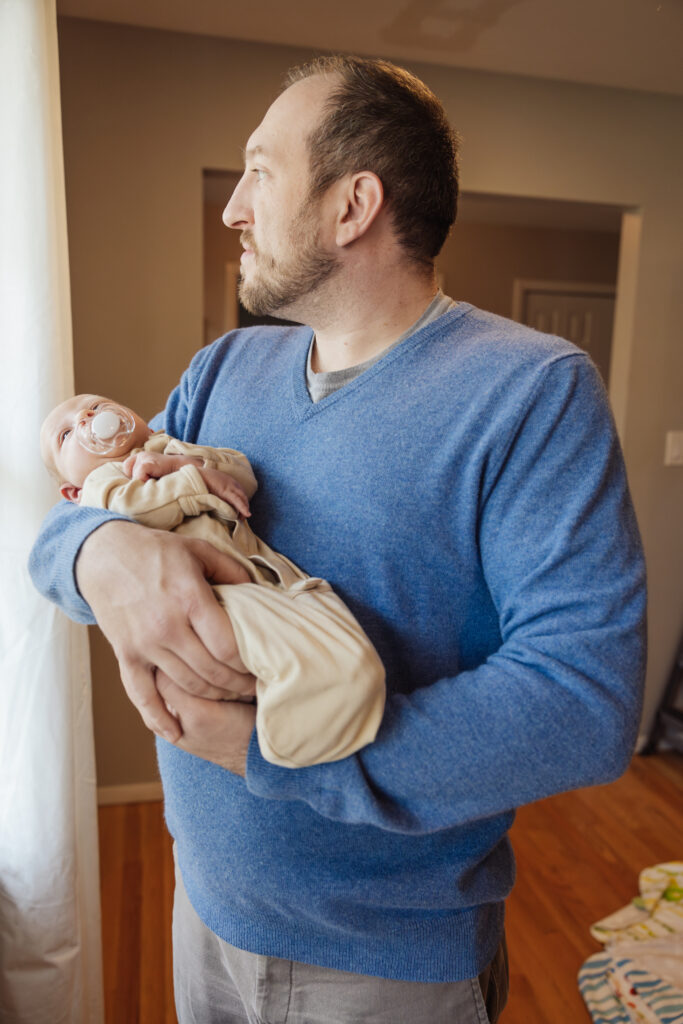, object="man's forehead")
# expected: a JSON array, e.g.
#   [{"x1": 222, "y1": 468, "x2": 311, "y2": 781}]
[
  {"x1": 246, "y1": 74, "x2": 336, "y2": 156},
  {"x1": 243, "y1": 129, "x2": 288, "y2": 166}
]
